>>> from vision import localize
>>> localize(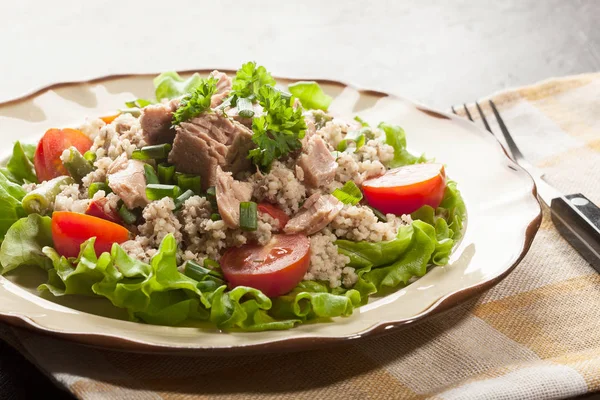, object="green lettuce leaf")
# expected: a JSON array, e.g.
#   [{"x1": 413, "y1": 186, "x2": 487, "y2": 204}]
[
  {"x1": 6, "y1": 142, "x2": 38, "y2": 184},
  {"x1": 336, "y1": 224, "x2": 414, "y2": 268},
  {"x1": 361, "y1": 221, "x2": 436, "y2": 290},
  {"x1": 153, "y1": 71, "x2": 205, "y2": 101},
  {"x1": 271, "y1": 281, "x2": 361, "y2": 321},
  {"x1": 378, "y1": 122, "x2": 426, "y2": 168},
  {"x1": 288, "y1": 81, "x2": 332, "y2": 111},
  {"x1": 0, "y1": 214, "x2": 52, "y2": 274},
  {"x1": 0, "y1": 174, "x2": 27, "y2": 241}
]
